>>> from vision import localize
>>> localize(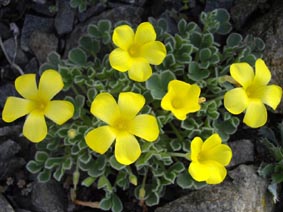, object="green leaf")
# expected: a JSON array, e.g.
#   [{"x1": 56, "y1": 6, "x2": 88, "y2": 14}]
[
  {"x1": 68, "y1": 48, "x2": 87, "y2": 65},
  {"x1": 45, "y1": 157, "x2": 63, "y2": 169},
  {"x1": 26, "y1": 160, "x2": 43, "y2": 174},
  {"x1": 79, "y1": 35, "x2": 100, "y2": 55},
  {"x1": 115, "y1": 171, "x2": 129, "y2": 189},
  {"x1": 53, "y1": 167, "x2": 65, "y2": 181},
  {"x1": 98, "y1": 175, "x2": 112, "y2": 191},
  {"x1": 227, "y1": 33, "x2": 243, "y2": 47},
  {"x1": 201, "y1": 33, "x2": 213, "y2": 47},
  {"x1": 82, "y1": 177, "x2": 96, "y2": 187},
  {"x1": 111, "y1": 193, "x2": 123, "y2": 212},
  {"x1": 35, "y1": 151, "x2": 49, "y2": 163},
  {"x1": 199, "y1": 48, "x2": 212, "y2": 61},
  {"x1": 88, "y1": 155, "x2": 106, "y2": 177},
  {"x1": 176, "y1": 171, "x2": 206, "y2": 189},
  {"x1": 215, "y1": 8, "x2": 230, "y2": 23},
  {"x1": 145, "y1": 192, "x2": 160, "y2": 206},
  {"x1": 62, "y1": 157, "x2": 73, "y2": 170},
  {"x1": 47, "y1": 51, "x2": 61, "y2": 65},
  {"x1": 146, "y1": 70, "x2": 176, "y2": 99},
  {"x1": 109, "y1": 156, "x2": 125, "y2": 171},
  {"x1": 38, "y1": 169, "x2": 51, "y2": 183},
  {"x1": 79, "y1": 151, "x2": 92, "y2": 164},
  {"x1": 88, "y1": 24, "x2": 101, "y2": 38},
  {"x1": 98, "y1": 20, "x2": 112, "y2": 32},
  {"x1": 188, "y1": 62, "x2": 210, "y2": 81},
  {"x1": 99, "y1": 195, "x2": 112, "y2": 211}
]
